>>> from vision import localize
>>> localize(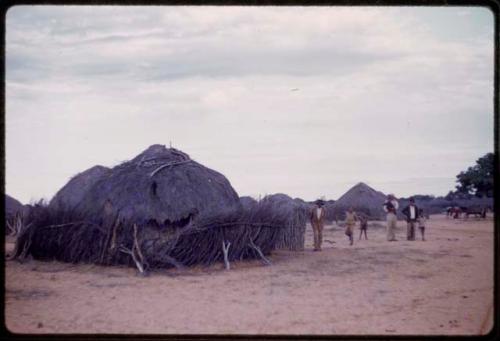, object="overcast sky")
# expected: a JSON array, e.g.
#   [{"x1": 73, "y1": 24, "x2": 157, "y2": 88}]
[{"x1": 5, "y1": 6, "x2": 494, "y2": 204}]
